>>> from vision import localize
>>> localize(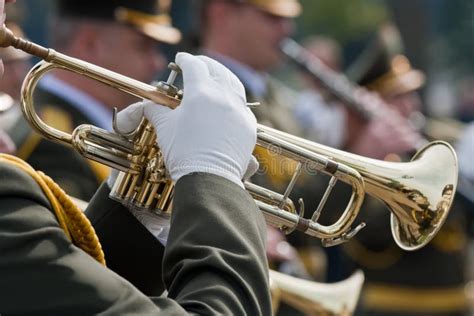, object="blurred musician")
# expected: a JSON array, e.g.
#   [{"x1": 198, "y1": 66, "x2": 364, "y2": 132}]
[
  {"x1": 197, "y1": 3, "x2": 338, "y2": 314},
  {"x1": 11, "y1": 0, "x2": 181, "y2": 200},
  {"x1": 338, "y1": 23, "x2": 472, "y2": 316}
]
